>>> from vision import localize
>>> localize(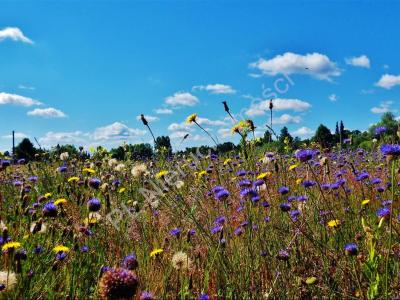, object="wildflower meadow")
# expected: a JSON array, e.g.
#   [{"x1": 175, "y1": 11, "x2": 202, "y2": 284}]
[{"x1": 1, "y1": 107, "x2": 400, "y2": 299}]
